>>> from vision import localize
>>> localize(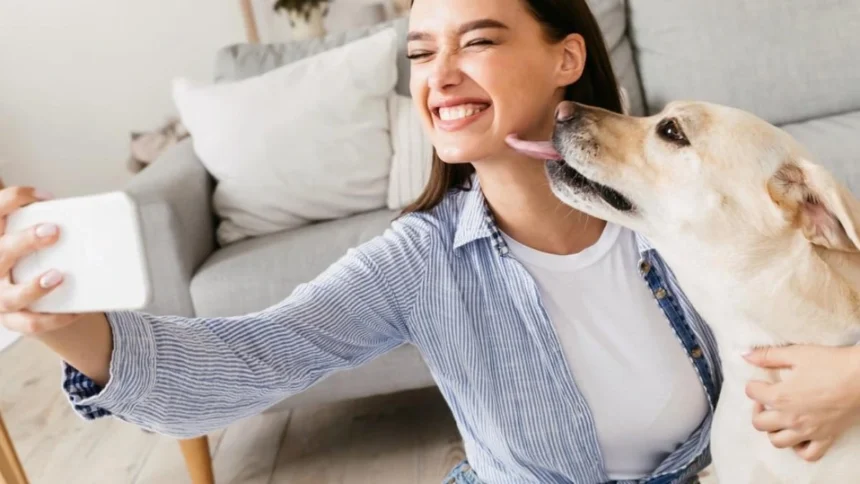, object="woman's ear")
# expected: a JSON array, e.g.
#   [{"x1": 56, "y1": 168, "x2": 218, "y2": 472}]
[{"x1": 557, "y1": 33, "x2": 587, "y2": 86}]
